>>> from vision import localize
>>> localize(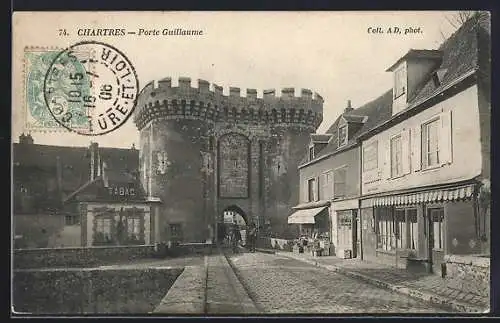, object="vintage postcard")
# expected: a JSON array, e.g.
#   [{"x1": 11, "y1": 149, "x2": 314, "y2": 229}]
[{"x1": 11, "y1": 11, "x2": 491, "y2": 316}]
